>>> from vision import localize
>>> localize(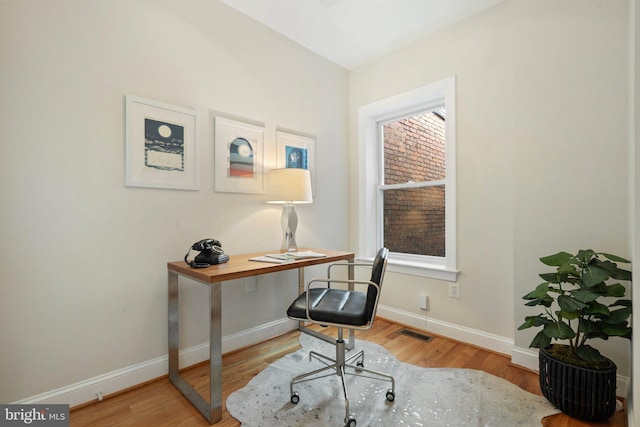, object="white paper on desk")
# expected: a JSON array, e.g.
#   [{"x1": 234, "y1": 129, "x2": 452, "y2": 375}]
[
  {"x1": 264, "y1": 253, "x2": 294, "y2": 261},
  {"x1": 287, "y1": 251, "x2": 327, "y2": 259},
  {"x1": 249, "y1": 256, "x2": 294, "y2": 264},
  {"x1": 265, "y1": 251, "x2": 327, "y2": 260}
]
